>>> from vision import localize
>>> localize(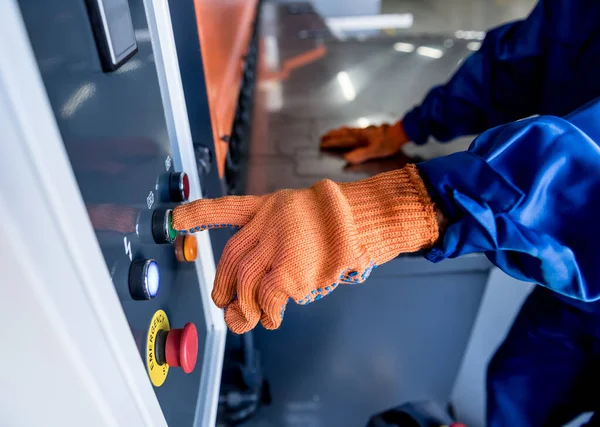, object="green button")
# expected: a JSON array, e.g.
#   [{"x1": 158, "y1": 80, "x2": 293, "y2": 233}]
[{"x1": 168, "y1": 211, "x2": 177, "y2": 240}]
